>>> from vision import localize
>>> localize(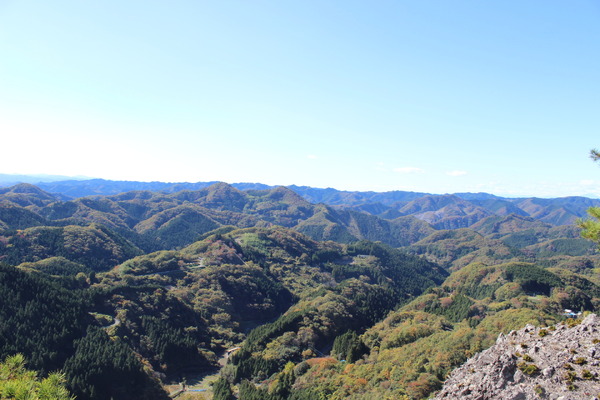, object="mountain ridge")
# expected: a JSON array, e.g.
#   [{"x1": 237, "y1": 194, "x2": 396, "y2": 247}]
[
  {"x1": 2, "y1": 182, "x2": 598, "y2": 265},
  {"x1": 2, "y1": 178, "x2": 598, "y2": 228}
]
